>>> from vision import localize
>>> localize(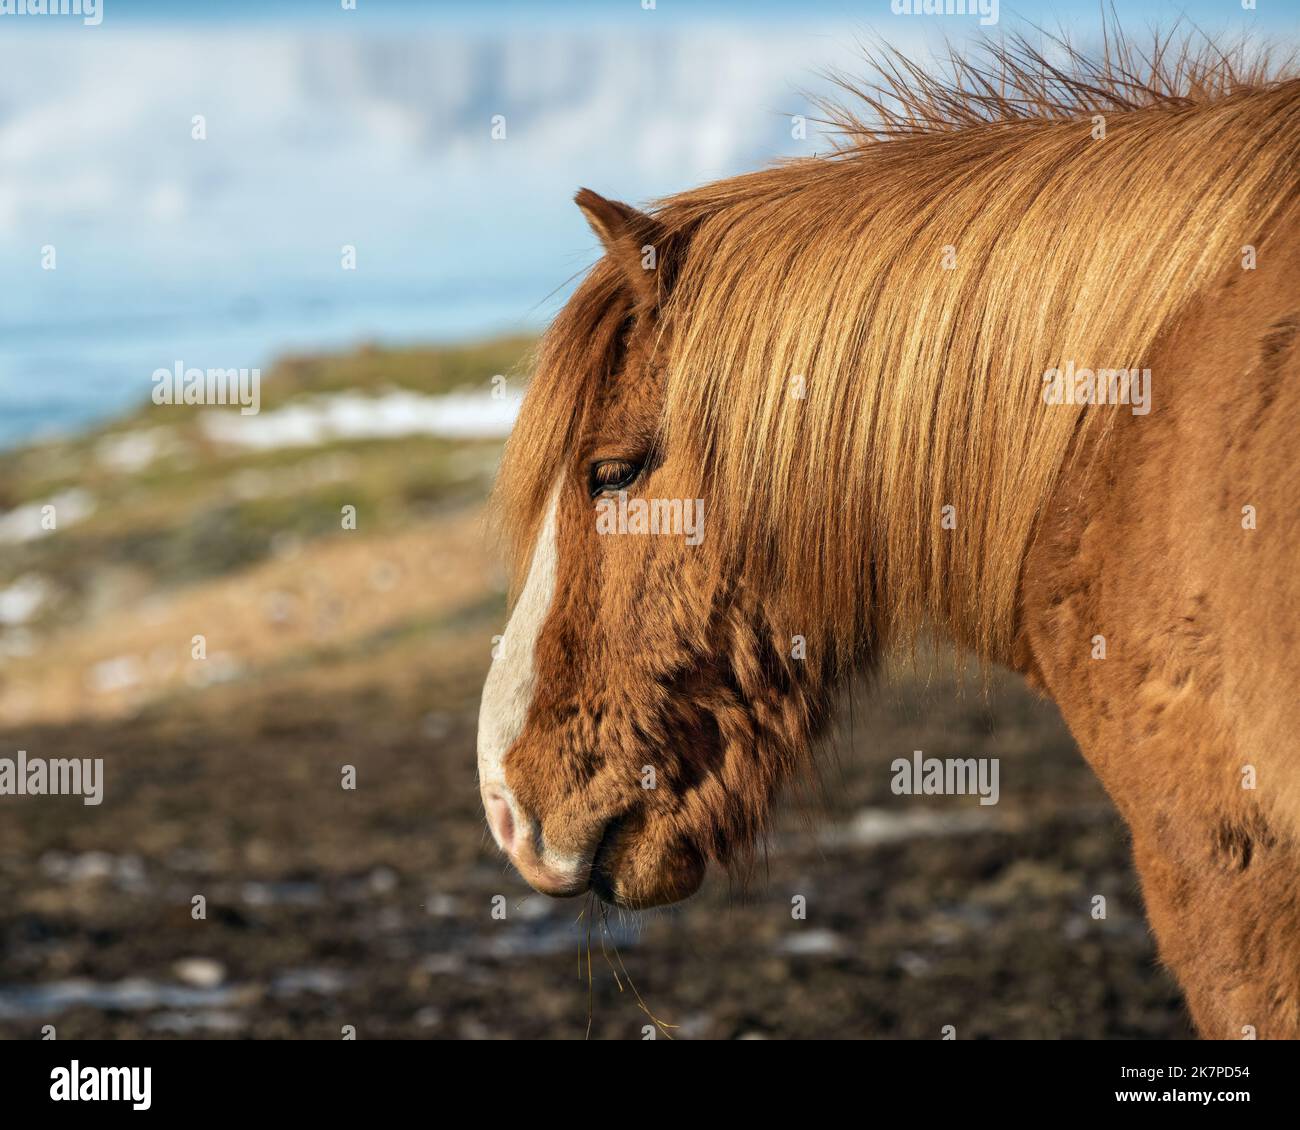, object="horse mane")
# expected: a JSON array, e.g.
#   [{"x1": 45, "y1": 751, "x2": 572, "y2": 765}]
[
  {"x1": 820, "y1": 25, "x2": 1295, "y2": 142},
  {"x1": 496, "y1": 27, "x2": 1300, "y2": 664}
]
